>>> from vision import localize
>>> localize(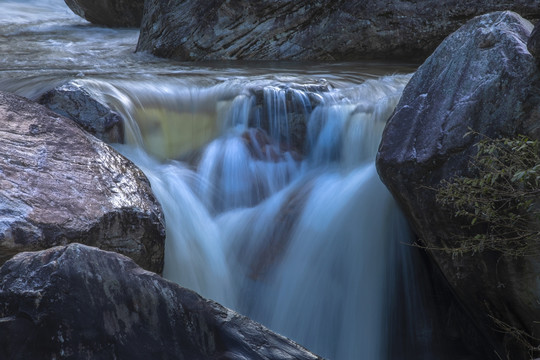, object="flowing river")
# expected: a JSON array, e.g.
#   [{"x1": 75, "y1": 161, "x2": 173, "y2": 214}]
[{"x1": 0, "y1": 1, "x2": 441, "y2": 359}]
